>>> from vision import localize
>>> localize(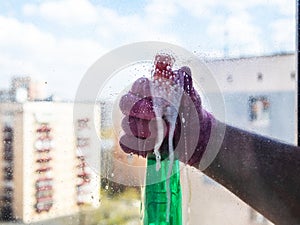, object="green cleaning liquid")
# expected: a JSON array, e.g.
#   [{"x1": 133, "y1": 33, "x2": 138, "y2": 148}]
[{"x1": 143, "y1": 154, "x2": 182, "y2": 225}]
